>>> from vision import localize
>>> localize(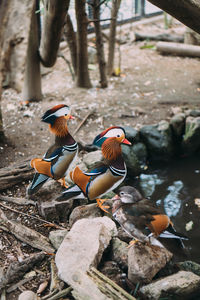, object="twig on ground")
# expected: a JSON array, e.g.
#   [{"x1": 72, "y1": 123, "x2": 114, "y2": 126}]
[
  {"x1": 0, "y1": 195, "x2": 35, "y2": 206},
  {"x1": 0, "y1": 202, "x2": 65, "y2": 230},
  {"x1": 42, "y1": 287, "x2": 72, "y2": 300},
  {"x1": 73, "y1": 110, "x2": 95, "y2": 136}
]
